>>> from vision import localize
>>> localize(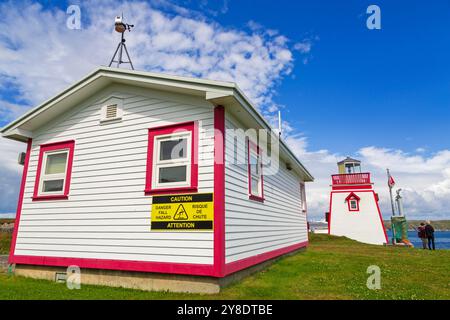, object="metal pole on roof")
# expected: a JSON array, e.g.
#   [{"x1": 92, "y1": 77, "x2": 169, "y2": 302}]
[{"x1": 278, "y1": 110, "x2": 282, "y2": 138}]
